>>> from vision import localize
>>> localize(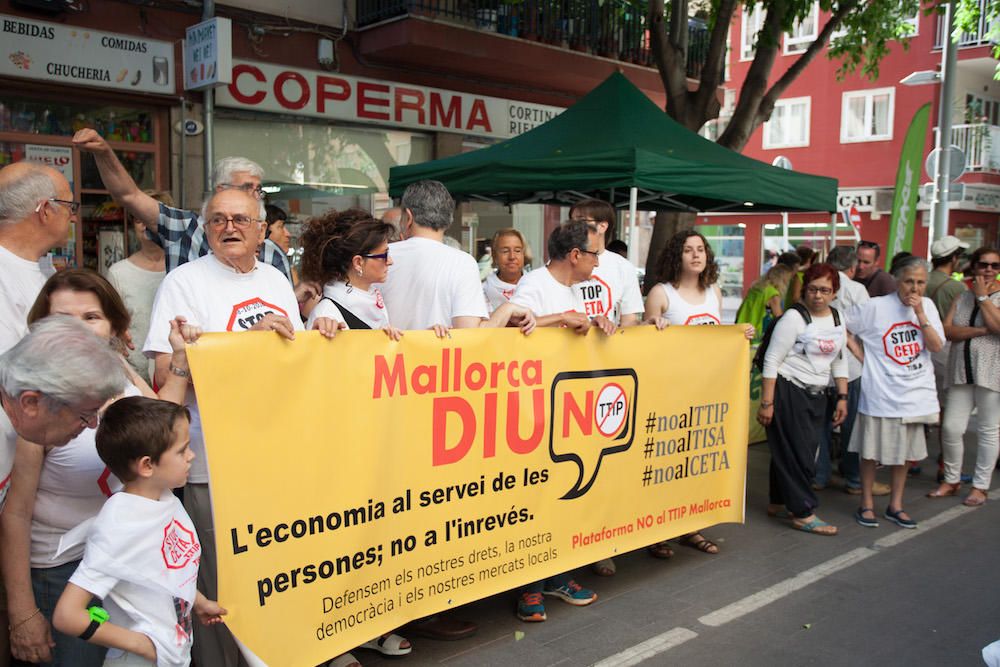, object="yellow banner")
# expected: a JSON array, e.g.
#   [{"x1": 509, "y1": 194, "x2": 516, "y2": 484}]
[{"x1": 187, "y1": 326, "x2": 749, "y2": 665}]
